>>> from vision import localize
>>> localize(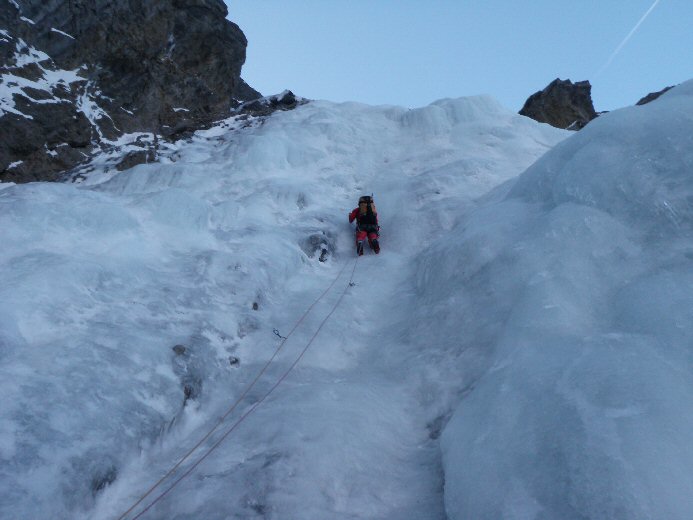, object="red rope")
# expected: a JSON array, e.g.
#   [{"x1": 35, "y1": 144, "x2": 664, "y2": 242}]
[{"x1": 117, "y1": 258, "x2": 356, "y2": 520}]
